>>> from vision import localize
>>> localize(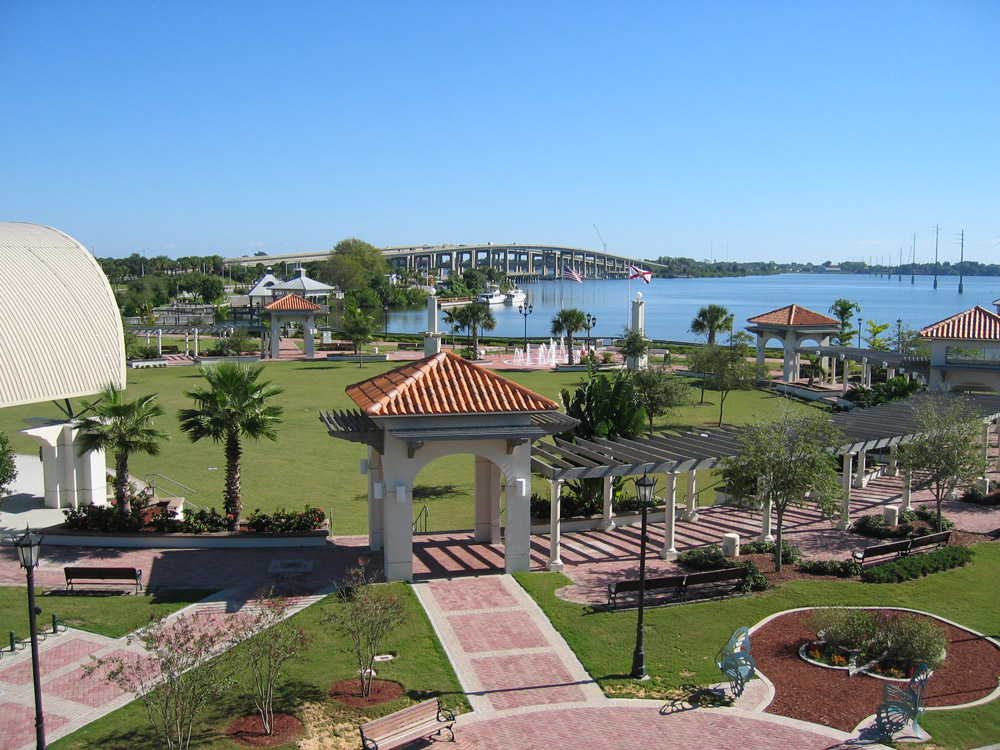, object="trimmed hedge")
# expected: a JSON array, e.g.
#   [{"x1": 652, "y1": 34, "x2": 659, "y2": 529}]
[
  {"x1": 675, "y1": 545, "x2": 769, "y2": 592},
  {"x1": 245, "y1": 505, "x2": 325, "y2": 533},
  {"x1": 851, "y1": 505, "x2": 955, "y2": 540},
  {"x1": 961, "y1": 486, "x2": 1000, "y2": 507},
  {"x1": 798, "y1": 558, "x2": 863, "y2": 578},
  {"x1": 741, "y1": 539, "x2": 801, "y2": 564},
  {"x1": 860, "y1": 546, "x2": 975, "y2": 583}
]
